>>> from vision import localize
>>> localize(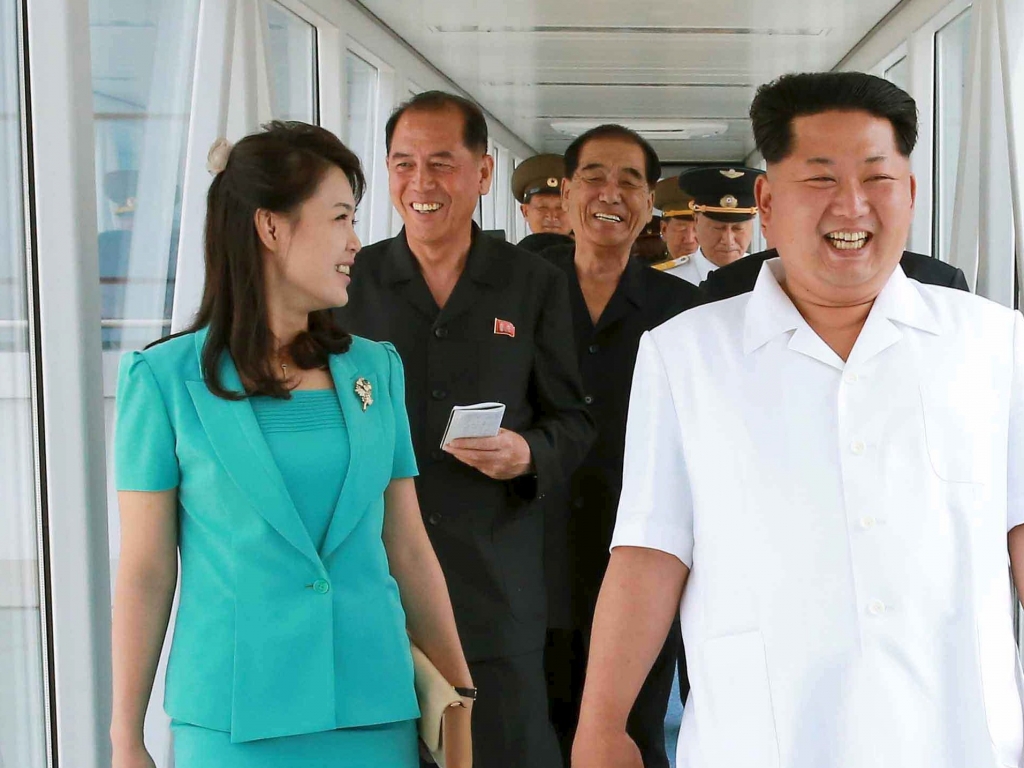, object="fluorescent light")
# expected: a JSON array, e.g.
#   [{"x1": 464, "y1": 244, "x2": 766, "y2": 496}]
[{"x1": 549, "y1": 119, "x2": 730, "y2": 140}]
